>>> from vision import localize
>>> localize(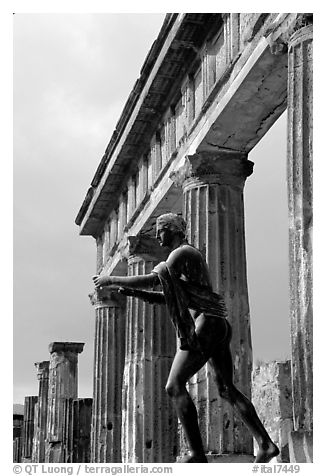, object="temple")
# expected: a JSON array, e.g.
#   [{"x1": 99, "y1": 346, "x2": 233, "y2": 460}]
[
  {"x1": 14, "y1": 13, "x2": 313, "y2": 464},
  {"x1": 76, "y1": 12, "x2": 312, "y2": 463}
]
